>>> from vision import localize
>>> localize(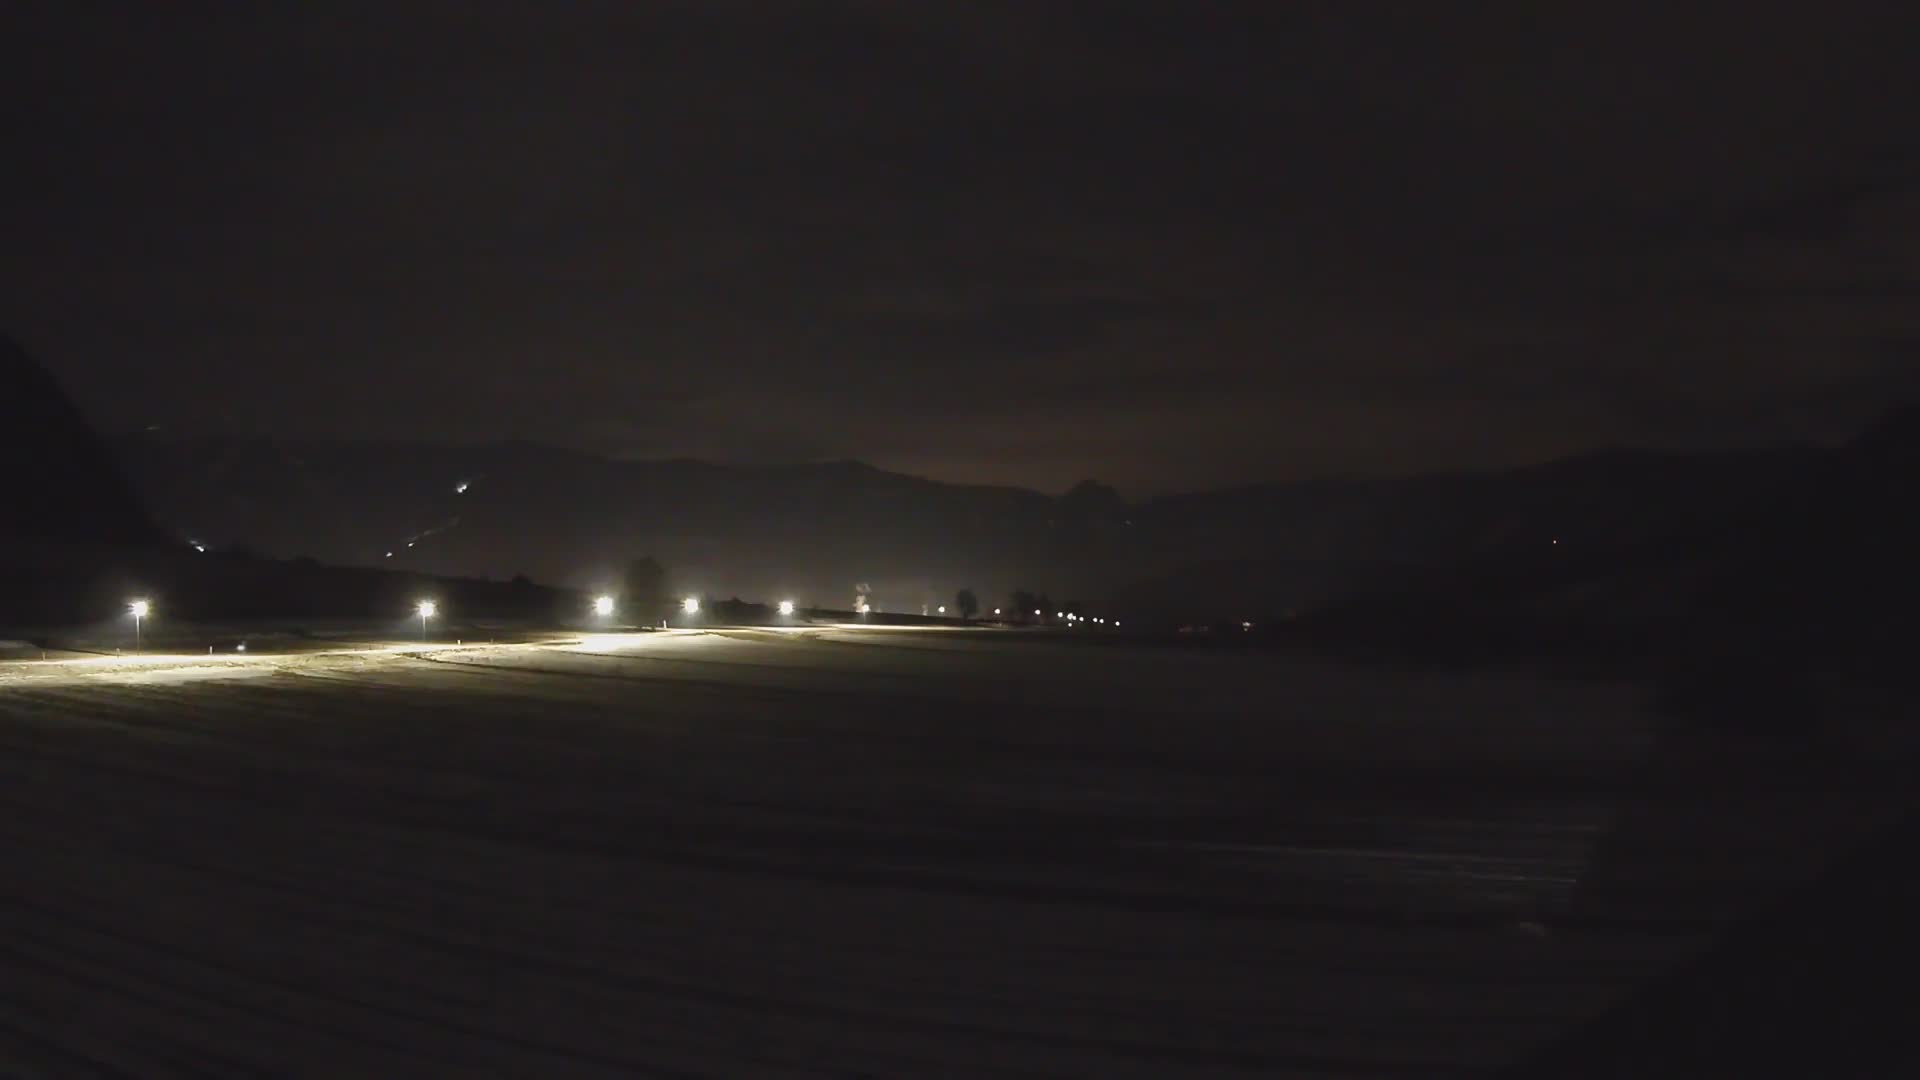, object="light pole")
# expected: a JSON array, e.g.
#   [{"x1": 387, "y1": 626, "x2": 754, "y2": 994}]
[
  {"x1": 129, "y1": 599, "x2": 149, "y2": 654},
  {"x1": 417, "y1": 600, "x2": 436, "y2": 640}
]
